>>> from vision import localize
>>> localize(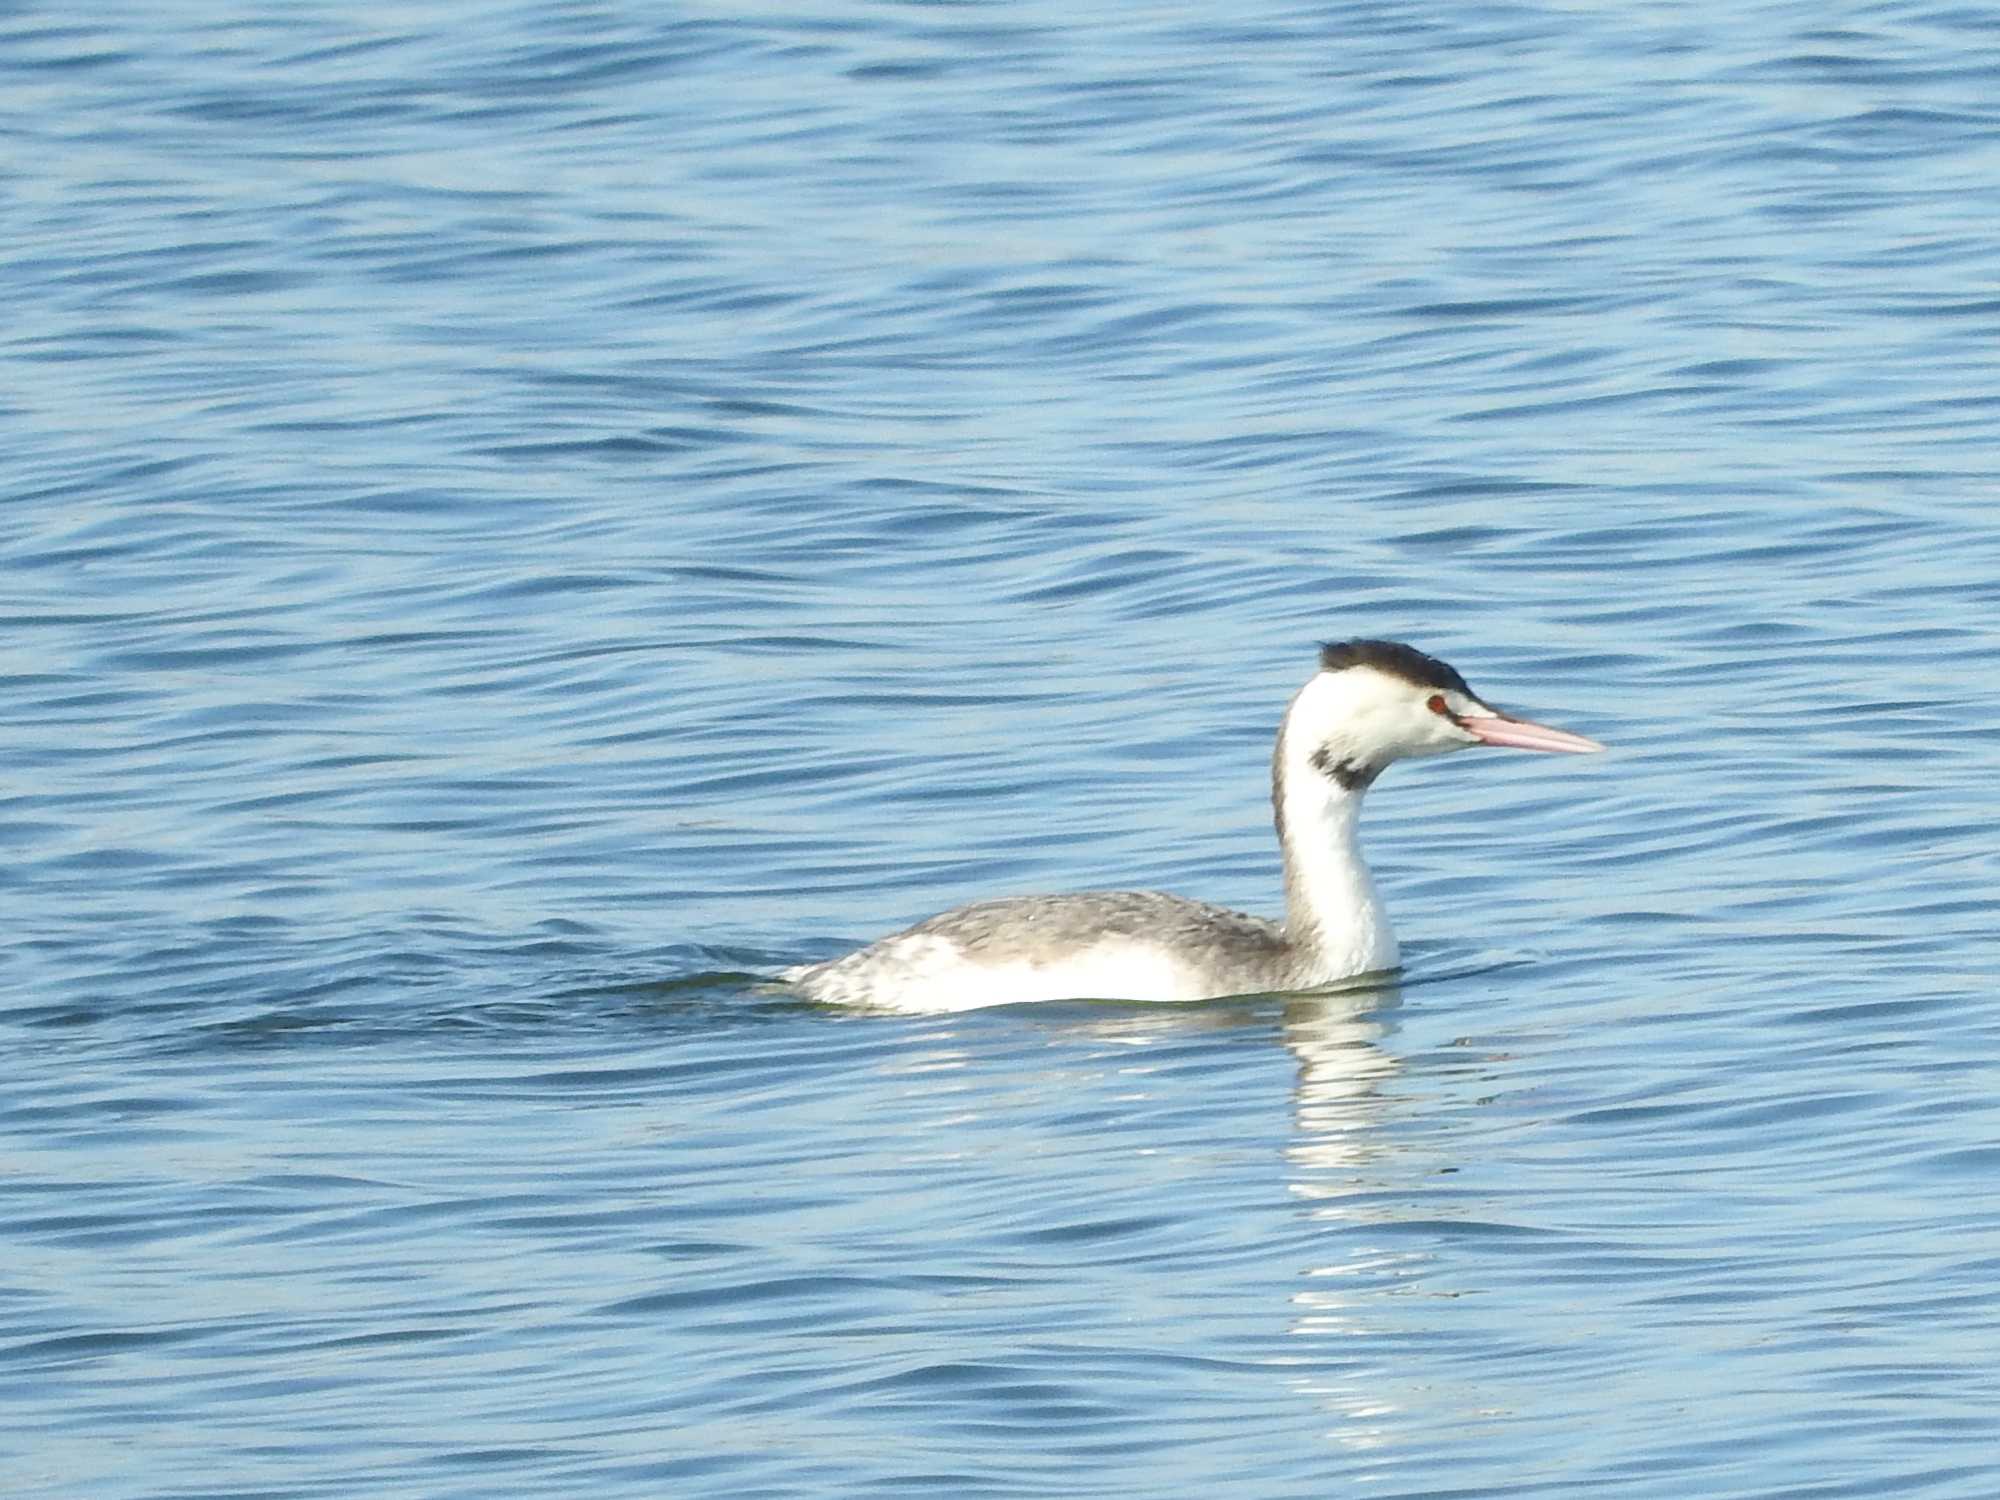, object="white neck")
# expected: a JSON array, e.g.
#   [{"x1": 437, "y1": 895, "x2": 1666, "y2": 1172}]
[{"x1": 1271, "y1": 727, "x2": 1398, "y2": 984}]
